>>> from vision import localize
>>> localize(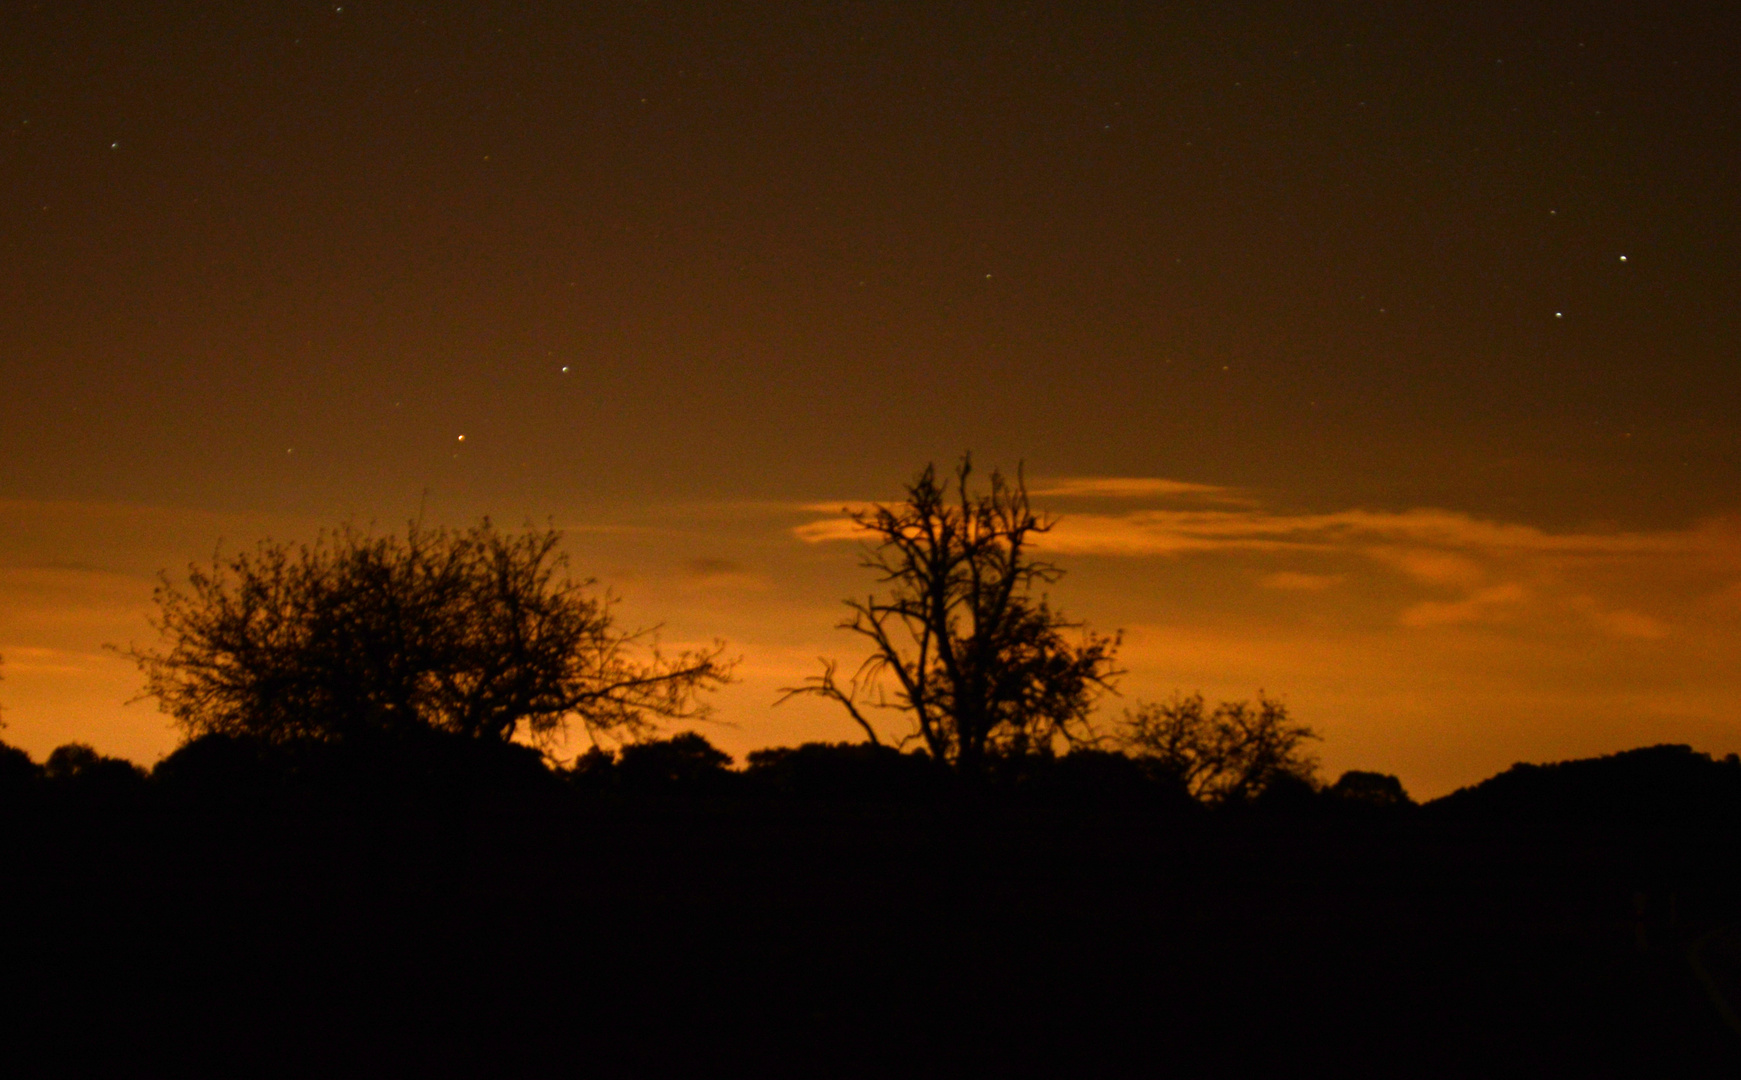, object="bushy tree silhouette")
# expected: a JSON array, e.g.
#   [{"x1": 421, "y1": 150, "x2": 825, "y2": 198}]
[
  {"x1": 1327, "y1": 770, "x2": 1413, "y2": 809},
  {"x1": 1121, "y1": 693, "x2": 1319, "y2": 804},
  {"x1": 43, "y1": 741, "x2": 147, "y2": 802},
  {"x1": 783, "y1": 457, "x2": 1121, "y2": 776},
  {"x1": 616, "y1": 731, "x2": 735, "y2": 789},
  {"x1": 559, "y1": 732, "x2": 737, "y2": 795},
  {"x1": 124, "y1": 519, "x2": 734, "y2": 748}
]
